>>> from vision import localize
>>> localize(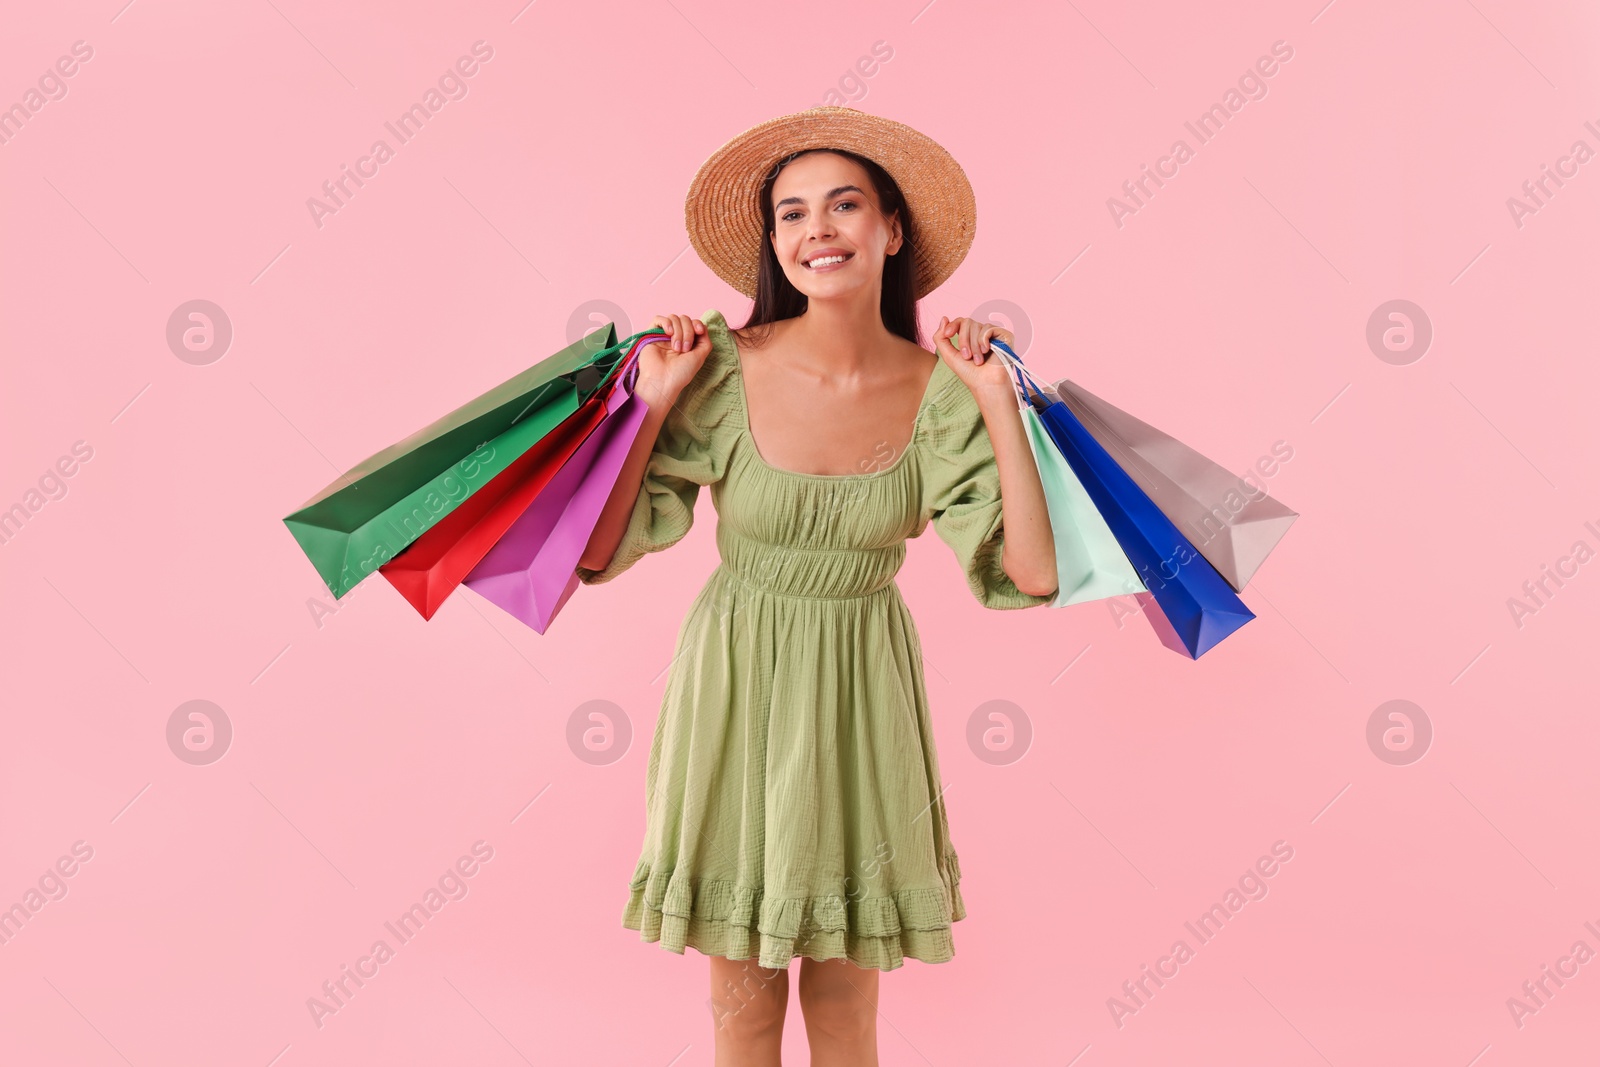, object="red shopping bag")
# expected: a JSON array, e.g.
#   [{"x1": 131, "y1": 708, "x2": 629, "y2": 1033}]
[
  {"x1": 378, "y1": 332, "x2": 664, "y2": 620},
  {"x1": 378, "y1": 393, "x2": 610, "y2": 620}
]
